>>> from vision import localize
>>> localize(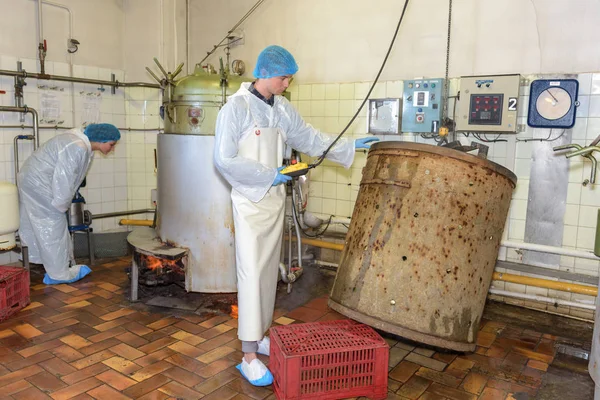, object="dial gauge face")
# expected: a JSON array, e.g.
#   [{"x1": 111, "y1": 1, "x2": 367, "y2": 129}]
[{"x1": 535, "y1": 87, "x2": 572, "y2": 120}]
